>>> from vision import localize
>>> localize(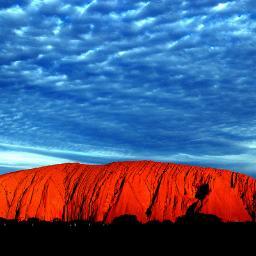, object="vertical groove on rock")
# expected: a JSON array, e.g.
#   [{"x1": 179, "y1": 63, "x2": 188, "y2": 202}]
[{"x1": 145, "y1": 164, "x2": 169, "y2": 218}]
